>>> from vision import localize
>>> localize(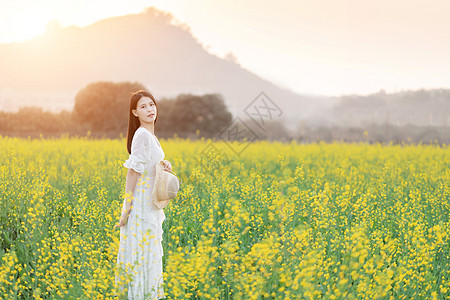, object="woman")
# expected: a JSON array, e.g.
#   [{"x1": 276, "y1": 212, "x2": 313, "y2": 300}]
[{"x1": 115, "y1": 90, "x2": 172, "y2": 299}]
